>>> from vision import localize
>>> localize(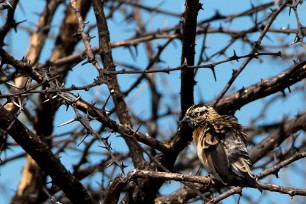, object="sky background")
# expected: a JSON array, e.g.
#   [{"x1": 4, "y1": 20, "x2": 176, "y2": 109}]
[{"x1": 1, "y1": 0, "x2": 306, "y2": 203}]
